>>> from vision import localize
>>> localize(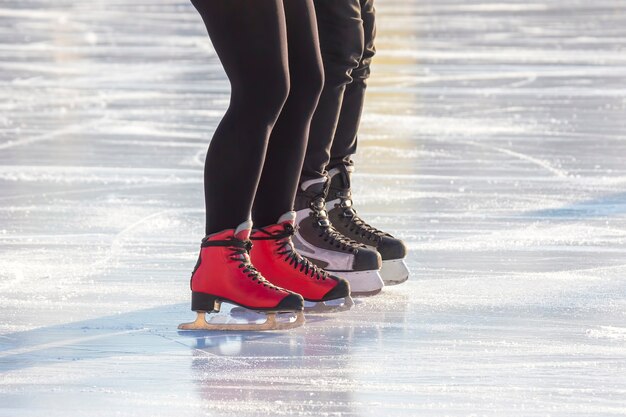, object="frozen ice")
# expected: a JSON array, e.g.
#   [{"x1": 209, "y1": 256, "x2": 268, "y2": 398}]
[{"x1": 2, "y1": 0, "x2": 626, "y2": 416}]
